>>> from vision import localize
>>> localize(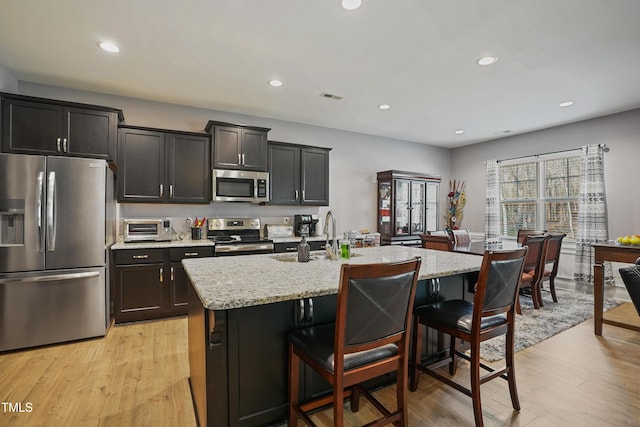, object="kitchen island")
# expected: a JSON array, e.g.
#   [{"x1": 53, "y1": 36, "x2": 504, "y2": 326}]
[{"x1": 183, "y1": 245, "x2": 482, "y2": 427}]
